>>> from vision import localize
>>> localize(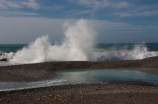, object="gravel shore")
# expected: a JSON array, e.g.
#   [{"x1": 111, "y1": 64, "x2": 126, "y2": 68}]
[
  {"x1": 0, "y1": 84, "x2": 158, "y2": 104},
  {"x1": 0, "y1": 56, "x2": 158, "y2": 104},
  {"x1": 0, "y1": 56, "x2": 158, "y2": 82}
]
